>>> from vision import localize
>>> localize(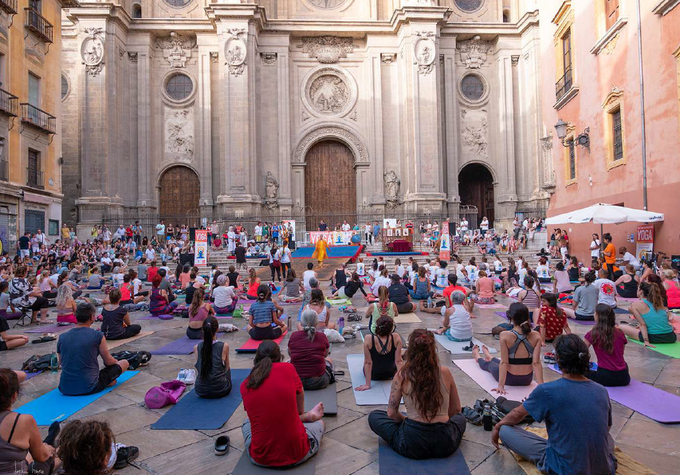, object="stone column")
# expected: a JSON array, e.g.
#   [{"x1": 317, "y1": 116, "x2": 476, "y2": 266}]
[
  {"x1": 135, "y1": 42, "x2": 154, "y2": 211},
  {"x1": 441, "y1": 44, "x2": 460, "y2": 209},
  {"x1": 275, "y1": 40, "x2": 293, "y2": 213},
  {"x1": 496, "y1": 54, "x2": 518, "y2": 226},
  {"x1": 196, "y1": 35, "x2": 215, "y2": 217},
  {"x1": 369, "y1": 52, "x2": 386, "y2": 208}
]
